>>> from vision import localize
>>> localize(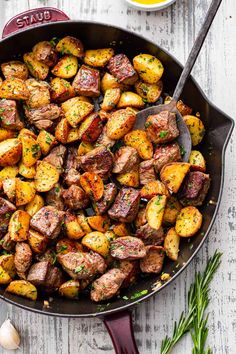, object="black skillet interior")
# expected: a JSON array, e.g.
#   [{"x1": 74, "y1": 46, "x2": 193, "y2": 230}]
[{"x1": 0, "y1": 21, "x2": 234, "y2": 317}]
